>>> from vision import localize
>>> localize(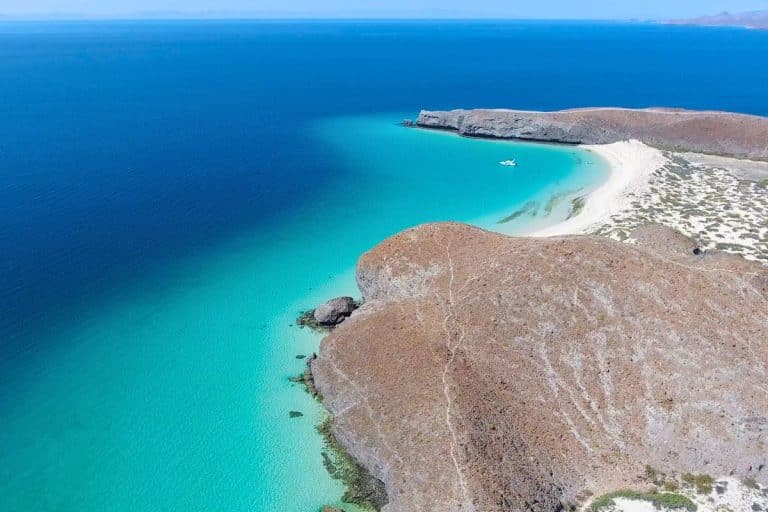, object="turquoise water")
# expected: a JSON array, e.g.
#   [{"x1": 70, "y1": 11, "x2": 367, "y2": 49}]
[{"x1": 1, "y1": 113, "x2": 606, "y2": 511}]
